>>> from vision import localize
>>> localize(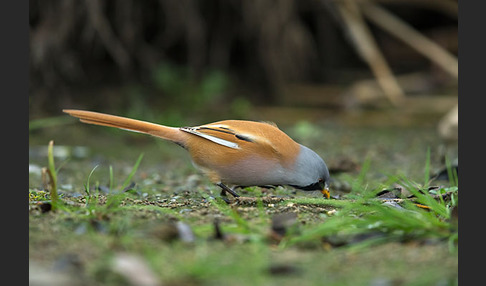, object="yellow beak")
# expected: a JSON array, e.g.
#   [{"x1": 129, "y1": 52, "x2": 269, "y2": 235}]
[{"x1": 321, "y1": 187, "x2": 330, "y2": 199}]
